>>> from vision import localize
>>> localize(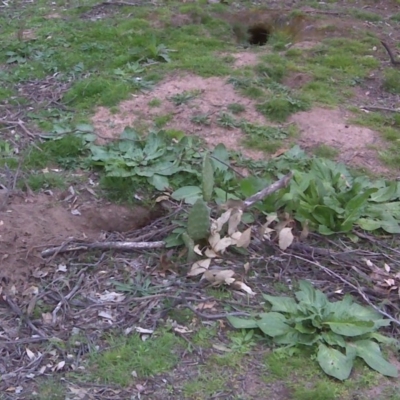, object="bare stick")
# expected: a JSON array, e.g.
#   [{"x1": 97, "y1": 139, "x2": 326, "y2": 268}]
[
  {"x1": 381, "y1": 41, "x2": 400, "y2": 66},
  {"x1": 52, "y1": 273, "x2": 85, "y2": 324},
  {"x1": 360, "y1": 105, "x2": 400, "y2": 113},
  {"x1": 92, "y1": 1, "x2": 144, "y2": 7},
  {"x1": 1, "y1": 294, "x2": 48, "y2": 337},
  {"x1": 41, "y1": 240, "x2": 165, "y2": 257},
  {"x1": 243, "y1": 172, "x2": 293, "y2": 210},
  {"x1": 0, "y1": 119, "x2": 36, "y2": 138}
]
